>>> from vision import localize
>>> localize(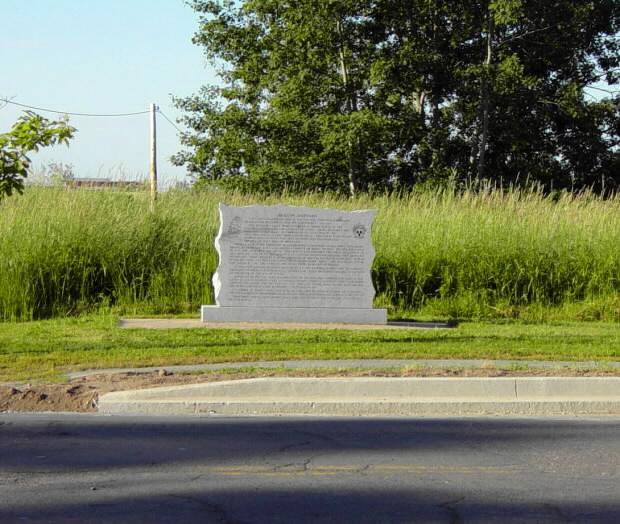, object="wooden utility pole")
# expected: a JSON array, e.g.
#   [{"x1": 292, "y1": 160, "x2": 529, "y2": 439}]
[{"x1": 149, "y1": 103, "x2": 158, "y2": 211}]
